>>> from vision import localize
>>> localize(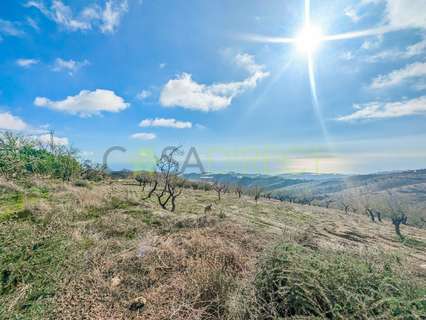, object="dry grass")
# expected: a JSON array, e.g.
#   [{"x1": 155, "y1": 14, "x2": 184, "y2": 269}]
[{"x1": 1, "y1": 179, "x2": 425, "y2": 319}]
